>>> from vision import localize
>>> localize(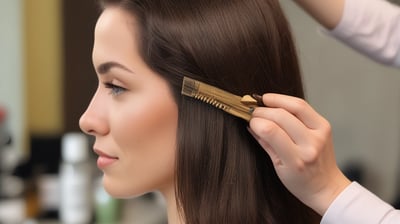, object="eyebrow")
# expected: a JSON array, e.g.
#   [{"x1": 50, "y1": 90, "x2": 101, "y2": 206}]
[{"x1": 96, "y1": 61, "x2": 134, "y2": 75}]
